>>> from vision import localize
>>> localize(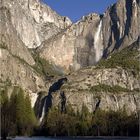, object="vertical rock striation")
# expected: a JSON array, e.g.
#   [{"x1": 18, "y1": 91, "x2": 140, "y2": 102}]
[{"x1": 102, "y1": 0, "x2": 139, "y2": 57}]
